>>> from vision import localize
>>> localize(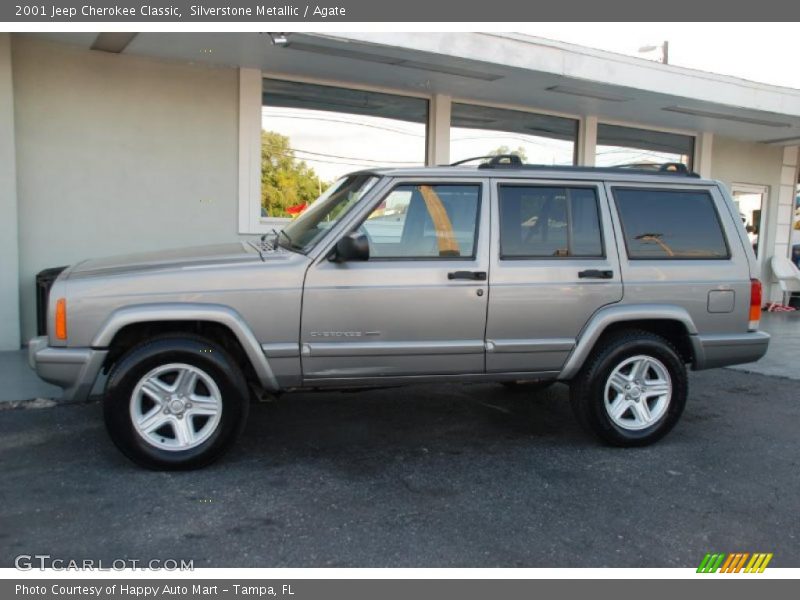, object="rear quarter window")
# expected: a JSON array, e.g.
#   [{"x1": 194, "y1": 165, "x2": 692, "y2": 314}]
[{"x1": 612, "y1": 188, "x2": 730, "y2": 260}]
